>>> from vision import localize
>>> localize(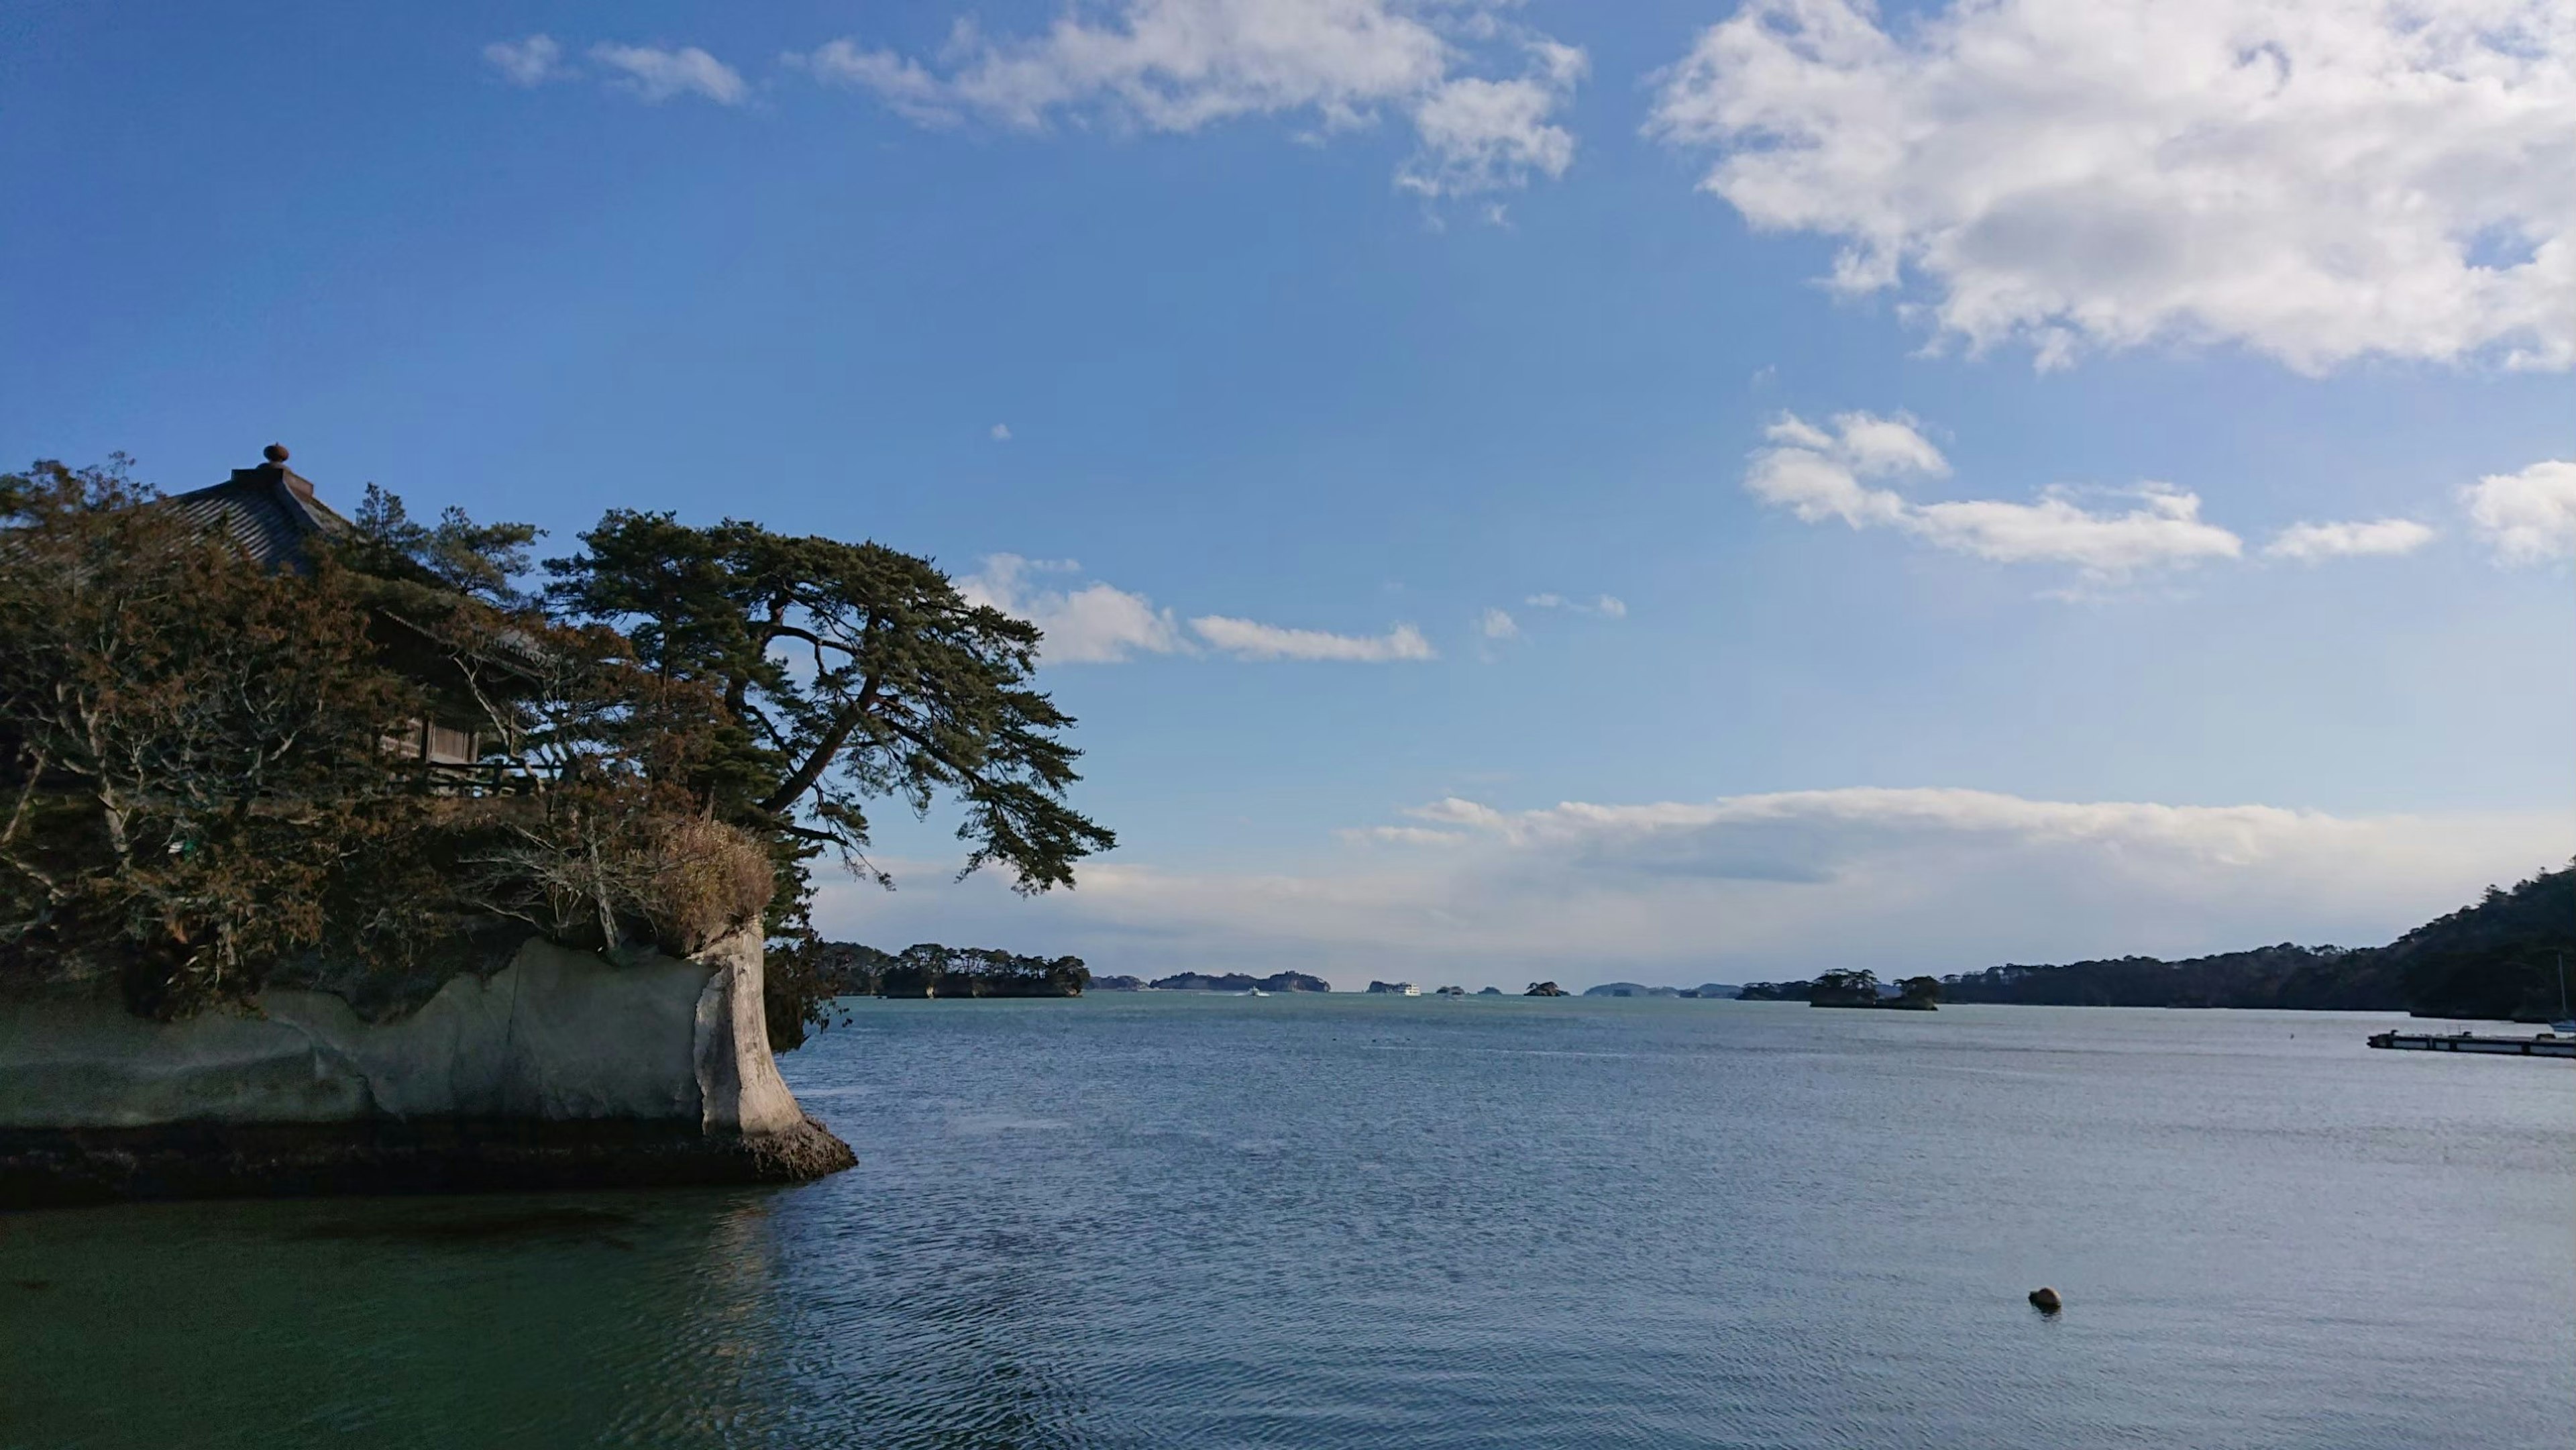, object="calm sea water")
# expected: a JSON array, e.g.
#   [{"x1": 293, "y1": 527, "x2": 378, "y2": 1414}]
[{"x1": 4, "y1": 996, "x2": 2570, "y2": 1449}]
